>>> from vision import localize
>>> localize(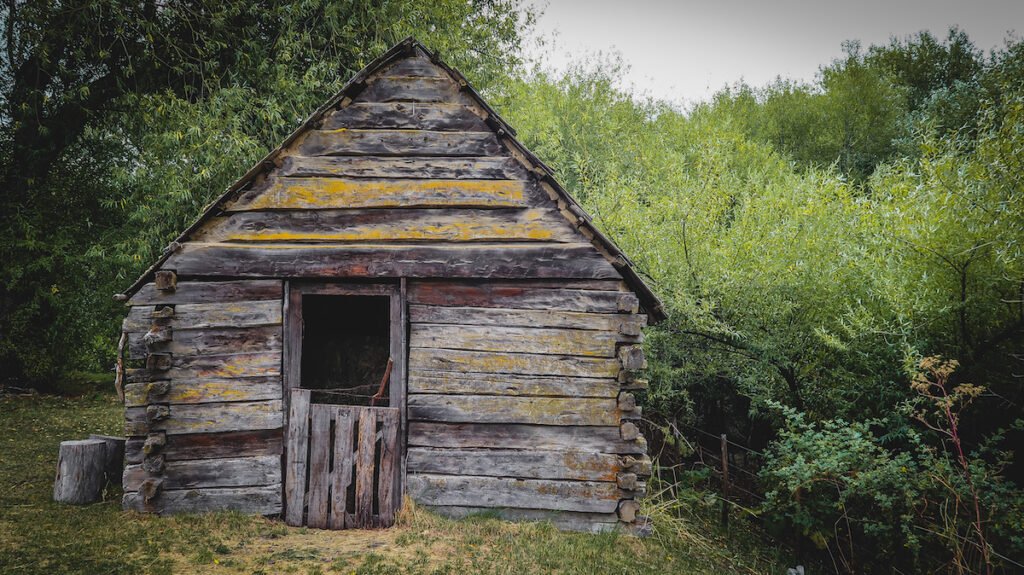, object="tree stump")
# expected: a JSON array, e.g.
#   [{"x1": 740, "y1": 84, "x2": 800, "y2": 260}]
[
  {"x1": 89, "y1": 434, "x2": 126, "y2": 488},
  {"x1": 53, "y1": 439, "x2": 107, "y2": 504}
]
